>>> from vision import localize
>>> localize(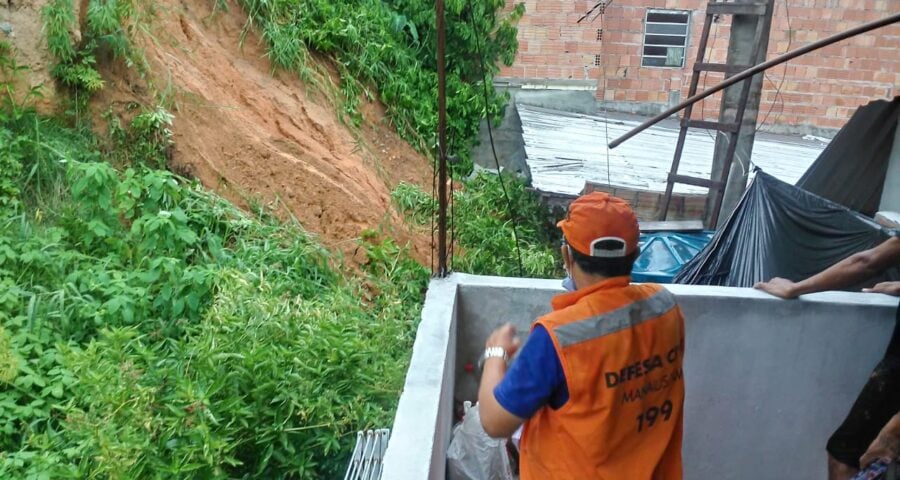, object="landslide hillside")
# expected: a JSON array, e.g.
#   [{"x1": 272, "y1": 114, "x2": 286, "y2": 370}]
[
  {"x1": 0, "y1": 0, "x2": 559, "y2": 478},
  {"x1": 7, "y1": 0, "x2": 432, "y2": 258}
]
